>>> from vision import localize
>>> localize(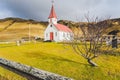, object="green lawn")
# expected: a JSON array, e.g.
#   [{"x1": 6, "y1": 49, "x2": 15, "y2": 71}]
[
  {"x1": 0, "y1": 42, "x2": 120, "y2": 80},
  {"x1": 0, "y1": 66, "x2": 26, "y2": 80}
]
